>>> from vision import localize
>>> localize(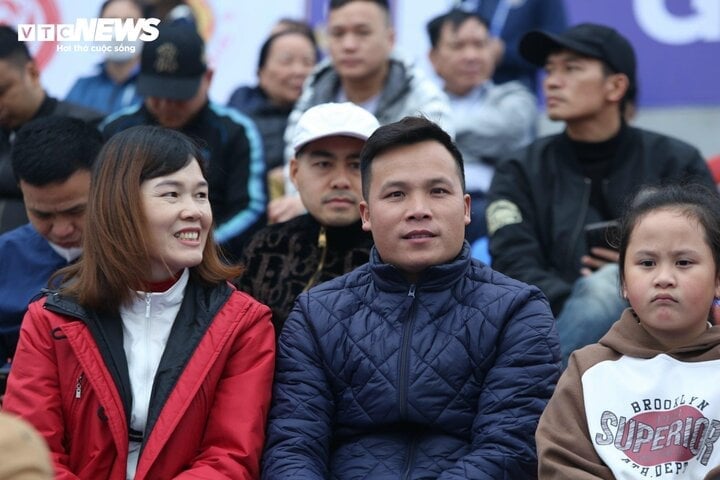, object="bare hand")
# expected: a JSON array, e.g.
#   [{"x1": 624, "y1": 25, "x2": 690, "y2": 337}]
[
  {"x1": 580, "y1": 247, "x2": 619, "y2": 276},
  {"x1": 268, "y1": 195, "x2": 305, "y2": 224}
]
